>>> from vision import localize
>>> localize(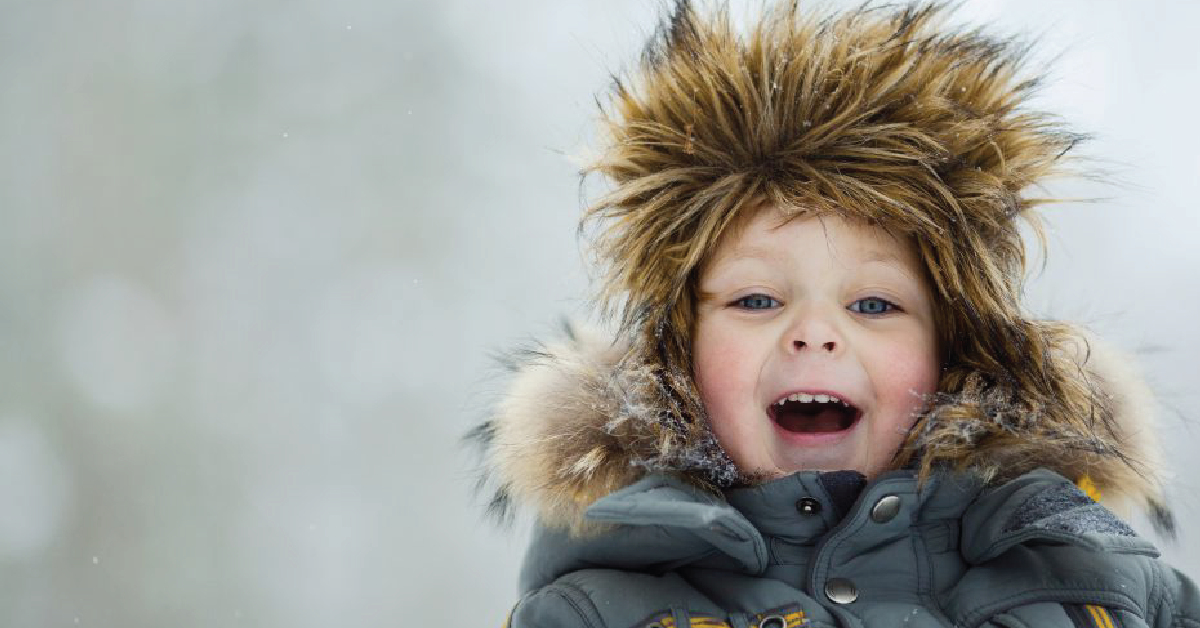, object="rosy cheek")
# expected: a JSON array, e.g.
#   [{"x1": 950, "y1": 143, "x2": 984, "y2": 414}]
[
  {"x1": 876, "y1": 339, "x2": 940, "y2": 411},
  {"x1": 696, "y1": 335, "x2": 741, "y2": 406},
  {"x1": 694, "y1": 328, "x2": 754, "y2": 432}
]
